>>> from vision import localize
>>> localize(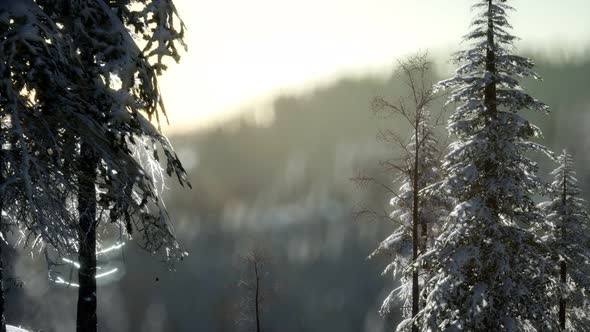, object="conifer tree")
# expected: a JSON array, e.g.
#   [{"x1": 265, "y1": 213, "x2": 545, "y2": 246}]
[
  {"x1": 539, "y1": 150, "x2": 590, "y2": 330},
  {"x1": 1, "y1": 2, "x2": 91, "y2": 329},
  {"x1": 1, "y1": 1, "x2": 190, "y2": 331},
  {"x1": 422, "y1": 0, "x2": 557, "y2": 330},
  {"x1": 38, "y1": 2, "x2": 189, "y2": 331}
]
